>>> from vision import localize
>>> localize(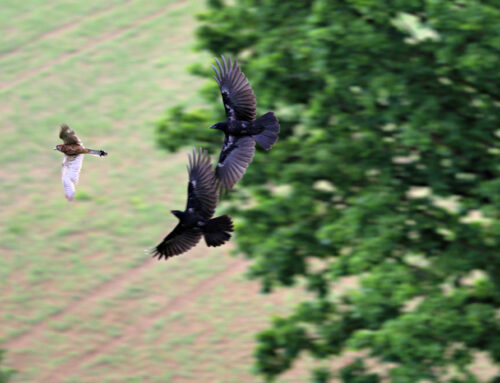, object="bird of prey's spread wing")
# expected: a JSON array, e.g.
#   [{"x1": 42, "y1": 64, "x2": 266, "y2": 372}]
[
  {"x1": 212, "y1": 55, "x2": 257, "y2": 122},
  {"x1": 216, "y1": 135, "x2": 256, "y2": 194},
  {"x1": 59, "y1": 124, "x2": 82, "y2": 145},
  {"x1": 62, "y1": 154, "x2": 84, "y2": 201},
  {"x1": 153, "y1": 224, "x2": 202, "y2": 259},
  {"x1": 186, "y1": 148, "x2": 218, "y2": 219},
  {"x1": 152, "y1": 149, "x2": 218, "y2": 259}
]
